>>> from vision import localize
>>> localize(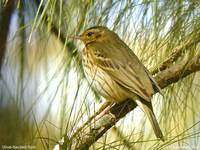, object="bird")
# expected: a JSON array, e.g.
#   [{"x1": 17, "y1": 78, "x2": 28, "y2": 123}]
[{"x1": 74, "y1": 26, "x2": 164, "y2": 141}]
